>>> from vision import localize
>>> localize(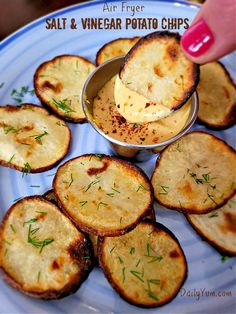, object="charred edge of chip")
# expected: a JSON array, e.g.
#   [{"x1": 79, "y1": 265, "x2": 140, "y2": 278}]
[
  {"x1": 0, "y1": 104, "x2": 71, "y2": 173},
  {"x1": 197, "y1": 62, "x2": 236, "y2": 129},
  {"x1": 95, "y1": 37, "x2": 140, "y2": 66},
  {"x1": 53, "y1": 154, "x2": 154, "y2": 236},
  {"x1": 42, "y1": 189, "x2": 59, "y2": 207},
  {"x1": 185, "y1": 214, "x2": 236, "y2": 256},
  {"x1": 33, "y1": 55, "x2": 95, "y2": 123},
  {"x1": 143, "y1": 205, "x2": 156, "y2": 221},
  {"x1": 97, "y1": 220, "x2": 188, "y2": 308},
  {"x1": 119, "y1": 31, "x2": 200, "y2": 111},
  {"x1": 151, "y1": 131, "x2": 236, "y2": 214}
]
